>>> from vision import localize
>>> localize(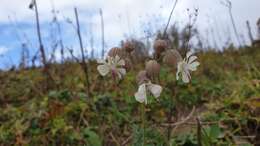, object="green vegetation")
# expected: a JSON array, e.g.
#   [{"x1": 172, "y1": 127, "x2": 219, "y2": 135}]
[{"x1": 0, "y1": 47, "x2": 259, "y2": 145}]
